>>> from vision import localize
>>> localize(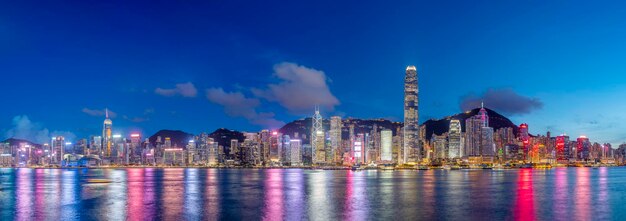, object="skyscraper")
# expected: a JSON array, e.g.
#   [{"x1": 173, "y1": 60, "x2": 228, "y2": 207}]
[
  {"x1": 289, "y1": 139, "x2": 302, "y2": 166},
  {"x1": 311, "y1": 106, "x2": 325, "y2": 164},
  {"x1": 330, "y1": 116, "x2": 342, "y2": 164},
  {"x1": 380, "y1": 129, "x2": 392, "y2": 162},
  {"x1": 403, "y1": 65, "x2": 419, "y2": 164},
  {"x1": 448, "y1": 119, "x2": 462, "y2": 158},
  {"x1": 102, "y1": 108, "x2": 113, "y2": 157}
]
